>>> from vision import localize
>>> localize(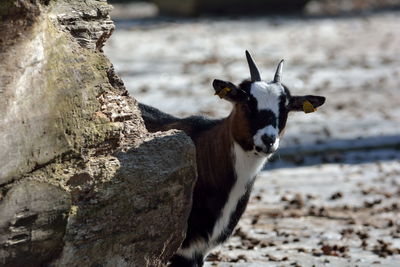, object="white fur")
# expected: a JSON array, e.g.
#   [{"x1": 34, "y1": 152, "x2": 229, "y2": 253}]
[
  {"x1": 176, "y1": 238, "x2": 209, "y2": 260},
  {"x1": 250, "y1": 81, "x2": 283, "y2": 114},
  {"x1": 177, "y1": 143, "x2": 268, "y2": 261},
  {"x1": 250, "y1": 82, "x2": 283, "y2": 151},
  {"x1": 254, "y1": 127, "x2": 280, "y2": 152},
  {"x1": 210, "y1": 142, "x2": 267, "y2": 243}
]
